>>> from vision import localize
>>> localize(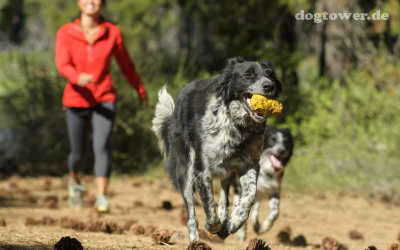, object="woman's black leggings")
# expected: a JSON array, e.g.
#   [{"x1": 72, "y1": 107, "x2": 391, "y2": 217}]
[{"x1": 66, "y1": 102, "x2": 115, "y2": 177}]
